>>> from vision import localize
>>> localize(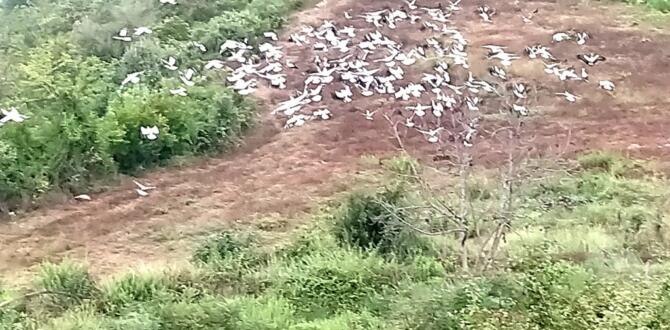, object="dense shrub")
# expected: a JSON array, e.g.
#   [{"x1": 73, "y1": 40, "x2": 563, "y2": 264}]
[
  {"x1": 0, "y1": 0, "x2": 294, "y2": 211},
  {"x1": 271, "y1": 248, "x2": 403, "y2": 318},
  {"x1": 101, "y1": 271, "x2": 177, "y2": 315},
  {"x1": 35, "y1": 261, "x2": 99, "y2": 312},
  {"x1": 154, "y1": 299, "x2": 237, "y2": 330},
  {"x1": 193, "y1": 232, "x2": 253, "y2": 264},
  {"x1": 333, "y1": 186, "x2": 434, "y2": 260}
]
